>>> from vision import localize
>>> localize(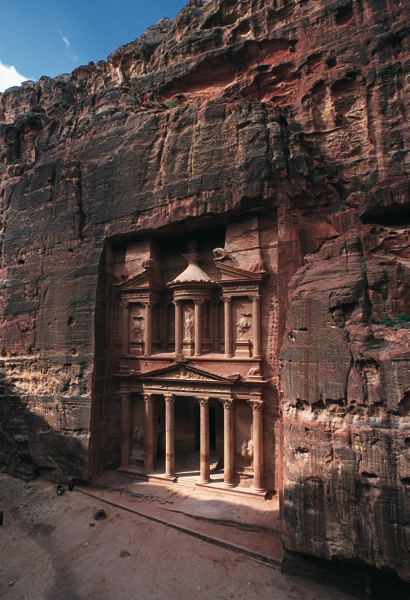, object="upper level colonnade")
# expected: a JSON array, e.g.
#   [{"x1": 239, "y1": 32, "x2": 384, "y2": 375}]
[{"x1": 117, "y1": 240, "x2": 266, "y2": 361}]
